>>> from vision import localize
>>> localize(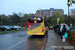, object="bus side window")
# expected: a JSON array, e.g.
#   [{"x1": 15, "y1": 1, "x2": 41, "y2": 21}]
[{"x1": 29, "y1": 19, "x2": 34, "y2": 23}]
